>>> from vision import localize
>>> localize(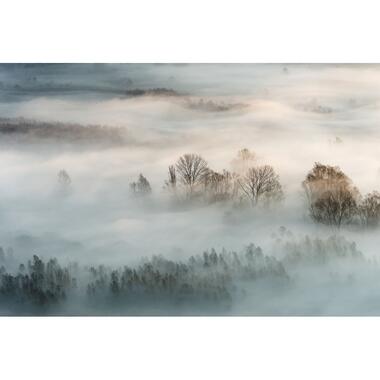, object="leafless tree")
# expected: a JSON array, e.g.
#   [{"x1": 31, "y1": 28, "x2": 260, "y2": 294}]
[
  {"x1": 58, "y1": 169, "x2": 71, "y2": 187},
  {"x1": 237, "y1": 165, "x2": 283, "y2": 207},
  {"x1": 57, "y1": 170, "x2": 72, "y2": 195},
  {"x1": 130, "y1": 174, "x2": 152, "y2": 196},
  {"x1": 175, "y1": 154, "x2": 209, "y2": 195},
  {"x1": 358, "y1": 191, "x2": 380, "y2": 227},
  {"x1": 231, "y1": 148, "x2": 257, "y2": 175},
  {"x1": 203, "y1": 169, "x2": 238, "y2": 203},
  {"x1": 311, "y1": 188, "x2": 358, "y2": 228},
  {"x1": 303, "y1": 163, "x2": 359, "y2": 228},
  {"x1": 164, "y1": 165, "x2": 177, "y2": 190},
  {"x1": 163, "y1": 165, "x2": 179, "y2": 201}
]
